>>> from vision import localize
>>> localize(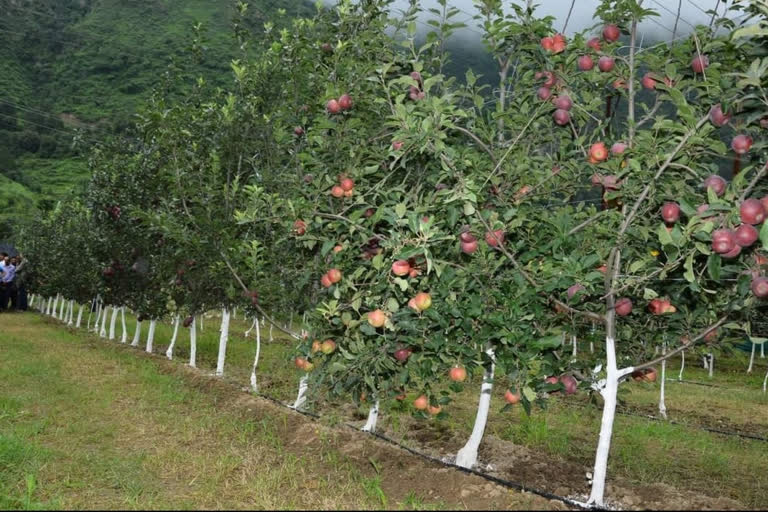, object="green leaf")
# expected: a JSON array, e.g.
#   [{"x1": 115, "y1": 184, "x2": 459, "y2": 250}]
[
  {"x1": 394, "y1": 277, "x2": 409, "y2": 292},
  {"x1": 760, "y1": 221, "x2": 768, "y2": 251},
  {"x1": 372, "y1": 252, "x2": 384, "y2": 270},
  {"x1": 463, "y1": 202, "x2": 475, "y2": 216},
  {"x1": 643, "y1": 288, "x2": 658, "y2": 300},
  {"x1": 395, "y1": 203, "x2": 407, "y2": 218},
  {"x1": 386, "y1": 297, "x2": 400, "y2": 313},
  {"x1": 657, "y1": 223, "x2": 674, "y2": 247},
  {"x1": 522, "y1": 386, "x2": 536, "y2": 403},
  {"x1": 530, "y1": 335, "x2": 562, "y2": 350},
  {"x1": 683, "y1": 253, "x2": 694, "y2": 283},
  {"x1": 707, "y1": 253, "x2": 721, "y2": 281}
]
